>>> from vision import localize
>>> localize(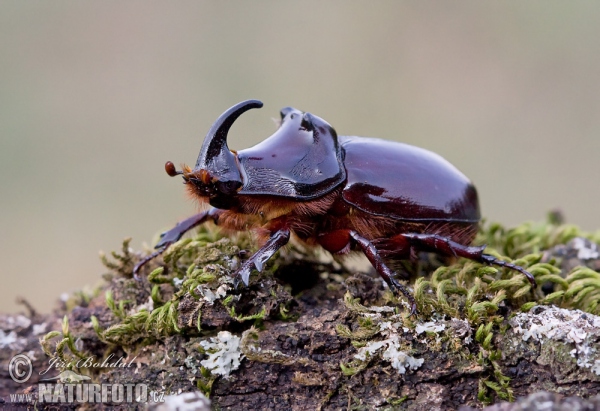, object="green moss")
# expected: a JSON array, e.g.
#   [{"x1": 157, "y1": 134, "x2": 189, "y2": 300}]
[
  {"x1": 147, "y1": 267, "x2": 174, "y2": 284},
  {"x1": 340, "y1": 360, "x2": 368, "y2": 377},
  {"x1": 409, "y1": 220, "x2": 600, "y2": 319},
  {"x1": 480, "y1": 217, "x2": 600, "y2": 259},
  {"x1": 240, "y1": 327, "x2": 297, "y2": 366},
  {"x1": 99, "y1": 237, "x2": 136, "y2": 279},
  {"x1": 388, "y1": 396, "x2": 408, "y2": 406},
  {"x1": 196, "y1": 366, "x2": 216, "y2": 398},
  {"x1": 225, "y1": 304, "x2": 266, "y2": 323},
  {"x1": 335, "y1": 217, "x2": 600, "y2": 405},
  {"x1": 105, "y1": 290, "x2": 130, "y2": 319},
  {"x1": 38, "y1": 216, "x2": 600, "y2": 406},
  {"x1": 39, "y1": 316, "x2": 87, "y2": 365},
  {"x1": 90, "y1": 315, "x2": 104, "y2": 339},
  {"x1": 91, "y1": 229, "x2": 269, "y2": 344},
  {"x1": 335, "y1": 320, "x2": 379, "y2": 341}
]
